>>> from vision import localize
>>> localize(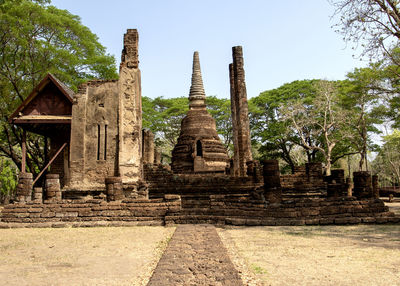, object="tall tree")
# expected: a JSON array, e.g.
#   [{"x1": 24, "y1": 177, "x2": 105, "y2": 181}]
[
  {"x1": 372, "y1": 129, "x2": 400, "y2": 185},
  {"x1": 250, "y1": 80, "x2": 320, "y2": 173},
  {"x1": 330, "y1": 0, "x2": 400, "y2": 63},
  {"x1": 339, "y1": 68, "x2": 383, "y2": 171},
  {"x1": 0, "y1": 0, "x2": 117, "y2": 189},
  {"x1": 281, "y1": 80, "x2": 351, "y2": 175}
]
